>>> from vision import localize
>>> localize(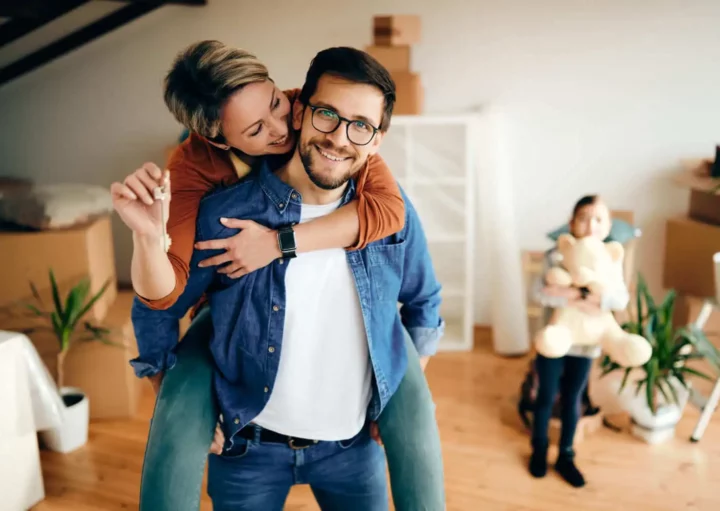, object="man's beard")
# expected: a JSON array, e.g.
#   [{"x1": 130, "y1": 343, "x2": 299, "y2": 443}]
[{"x1": 299, "y1": 139, "x2": 364, "y2": 190}]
